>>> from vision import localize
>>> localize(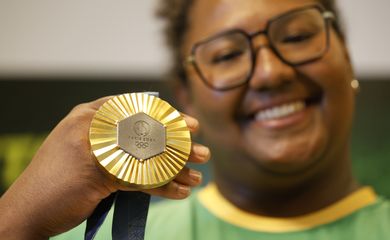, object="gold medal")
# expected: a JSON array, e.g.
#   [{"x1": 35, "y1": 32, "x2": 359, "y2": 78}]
[{"x1": 89, "y1": 93, "x2": 191, "y2": 189}]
